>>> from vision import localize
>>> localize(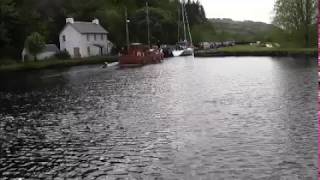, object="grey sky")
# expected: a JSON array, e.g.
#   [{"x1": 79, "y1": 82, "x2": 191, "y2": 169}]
[{"x1": 199, "y1": 0, "x2": 276, "y2": 23}]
